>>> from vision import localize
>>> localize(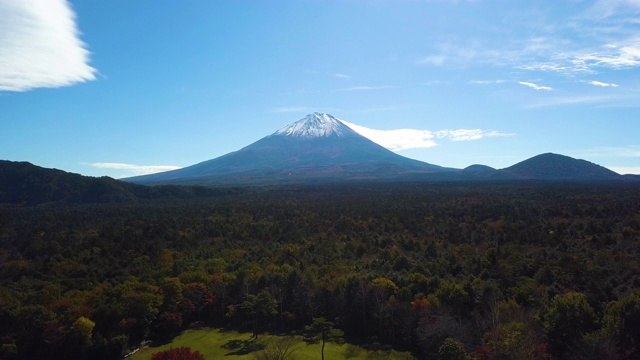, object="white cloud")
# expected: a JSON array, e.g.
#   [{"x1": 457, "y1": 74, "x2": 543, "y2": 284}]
[
  {"x1": 337, "y1": 85, "x2": 398, "y2": 91},
  {"x1": 0, "y1": 0, "x2": 96, "y2": 91},
  {"x1": 342, "y1": 120, "x2": 437, "y2": 151},
  {"x1": 416, "y1": 3, "x2": 640, "y2": 78},
  {"x1": 341, "y1": 120, "x2": 514, "y2": 151},
  {"x1": 519, "y1": 81, "x2": 552, "y2": 91},
  {"x1": 607, "y1": 166, "x2": 640, "y2": 175},
  {"x1": 436, "y1": 129, "x2": 515, "y2": 141},
  {"x1": 574, "y1": 42, "x2": 640, "y2": 70},
  {"x1": 589, "y1": 80, "x2": 619, "y2": 87},
  {"x1": 87, "y1": 163, "x2": 182, "y2": 176}
]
